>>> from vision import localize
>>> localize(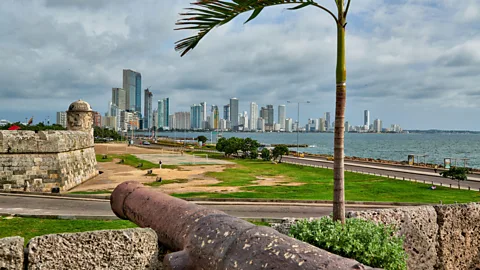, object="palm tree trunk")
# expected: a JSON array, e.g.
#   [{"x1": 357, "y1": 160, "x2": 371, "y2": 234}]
[{"x1": 333, "y1": 3, "x2": 346, "y2": 223}]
